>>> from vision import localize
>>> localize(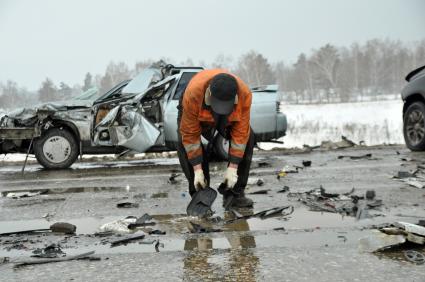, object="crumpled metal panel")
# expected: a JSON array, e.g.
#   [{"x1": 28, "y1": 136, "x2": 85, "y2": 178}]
[
  {"x1": 111, "y1": 107, "x2": 160, "y2": 152},
  {"x1": 95, "y1": 105, "x2": 121, "y2": 129}
]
